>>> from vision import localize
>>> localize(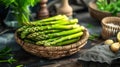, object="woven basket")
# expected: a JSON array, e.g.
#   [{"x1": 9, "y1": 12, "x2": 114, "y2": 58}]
[
  {"x1": 101, "y1": 17, "x2": 120, "y2": 39},
  {"x1": 88, "y1": 2, "x2": 112, "y2": 21},
  {"x1": 15, "y1": 29, "x2": 89, "y2": 59}
]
